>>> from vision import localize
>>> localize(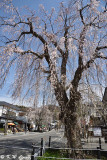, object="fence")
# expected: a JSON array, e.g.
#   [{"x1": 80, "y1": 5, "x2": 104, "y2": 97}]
[{"x1": 31, "y1": 136, "x2": 107, "y2": 160}]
